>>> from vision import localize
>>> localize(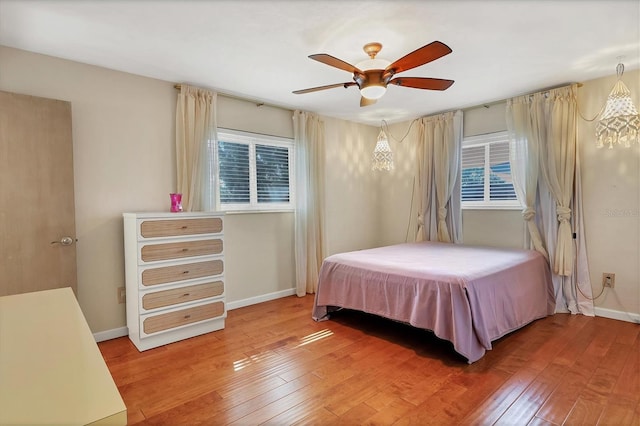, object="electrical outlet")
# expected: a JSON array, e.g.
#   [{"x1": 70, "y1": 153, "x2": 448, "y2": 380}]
[
  {"x1": 117, "y1": 286, "x2": 126, "y2": 304},
  {"x1": 602, "y1": 273, "x2": 615, "y2": 288}
]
